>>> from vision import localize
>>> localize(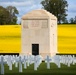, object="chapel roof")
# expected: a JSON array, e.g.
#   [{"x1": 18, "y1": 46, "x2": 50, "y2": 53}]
[{"x1": 22, "y1": 9, "x2": 57, "y2": 20}]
